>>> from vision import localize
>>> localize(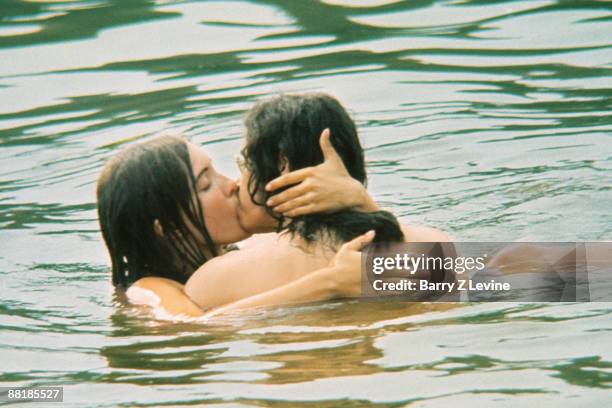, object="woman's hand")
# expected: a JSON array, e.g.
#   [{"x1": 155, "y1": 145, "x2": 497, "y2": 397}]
[
  {"x1": 264, "y1": 129, "x2": 379, "y2": 216},
  {"x1": 325, "y1": 230, "x2": 376, "y2": 298}
]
